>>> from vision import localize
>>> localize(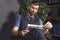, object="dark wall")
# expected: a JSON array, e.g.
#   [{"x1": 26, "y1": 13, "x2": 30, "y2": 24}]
[
  {"x1": 0, "y1": 0, "x2": 19, "y2": 31},
  {"x1": 0, "y1": 0, "x2": 19, "y2": 40}
]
